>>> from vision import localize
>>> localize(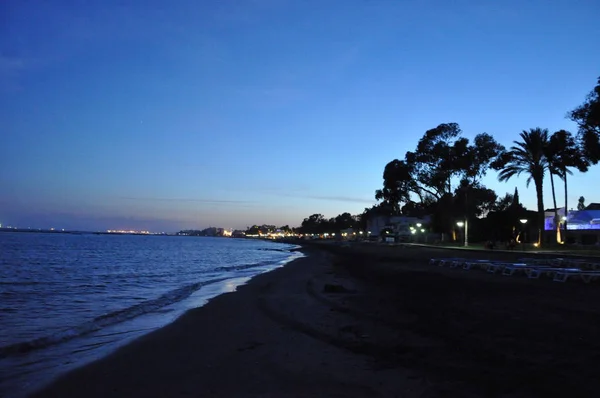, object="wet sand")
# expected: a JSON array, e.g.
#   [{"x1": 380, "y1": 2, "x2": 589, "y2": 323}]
[{"x1": 33, "y1": 244, "x2": 600, "y2": 397}]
